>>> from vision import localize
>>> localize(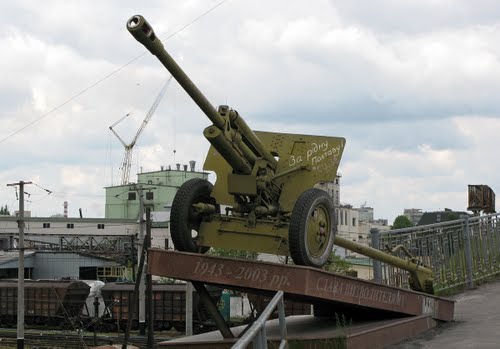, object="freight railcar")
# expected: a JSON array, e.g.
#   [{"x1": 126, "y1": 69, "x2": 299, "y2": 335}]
[
  {"x1": 100, "y1": 282, "x2": 222, "y2": 332},
  {"x1": 247, "y1": 293, "x2": 312, "y2": 319},
  {"x1": 0, "y1": 280, "x2": 90, "y2": 327}
]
